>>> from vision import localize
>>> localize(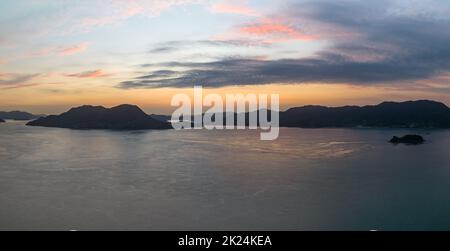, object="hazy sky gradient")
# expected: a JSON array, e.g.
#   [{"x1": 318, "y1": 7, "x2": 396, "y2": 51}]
[{"x1": 1, "y1": 0, "x2": 450, "y2": 114}]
